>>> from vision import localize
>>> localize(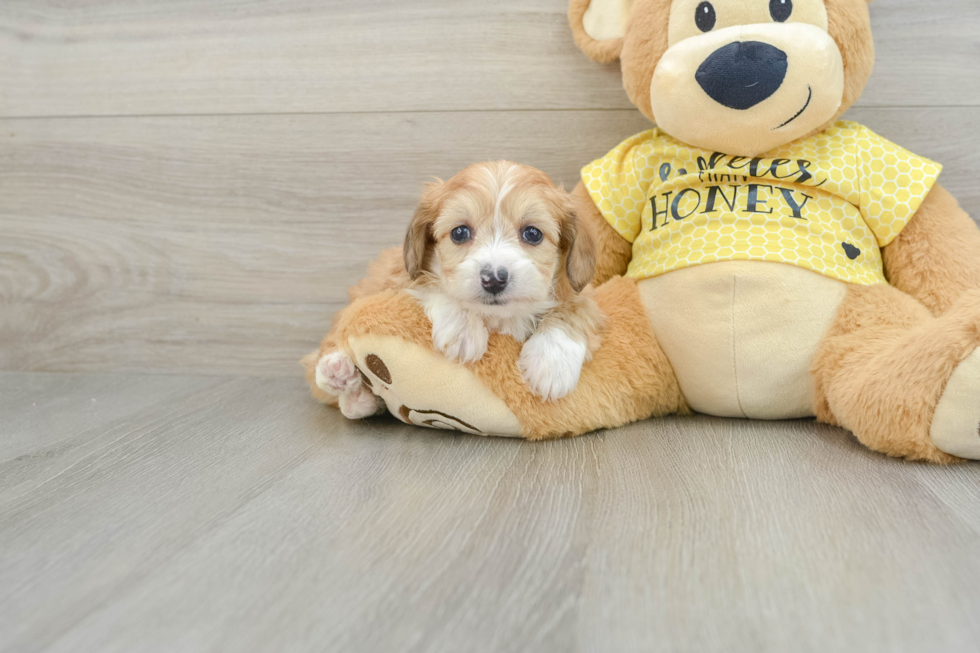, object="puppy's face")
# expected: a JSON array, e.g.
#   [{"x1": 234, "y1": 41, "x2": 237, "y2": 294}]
[{"x1": 404, "y1": 162, "x2": 594, "y2": 314}]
